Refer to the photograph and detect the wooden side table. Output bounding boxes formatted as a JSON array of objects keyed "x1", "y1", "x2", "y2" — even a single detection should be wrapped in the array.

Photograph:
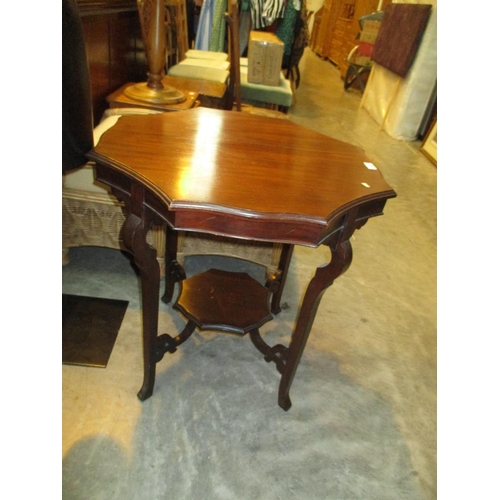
[{"x1": 88, "y1": 108, "x2": 397, "y2": 411}]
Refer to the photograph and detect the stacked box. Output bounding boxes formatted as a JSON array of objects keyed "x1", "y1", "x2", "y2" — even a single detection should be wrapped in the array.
[{"x1": 247, "y1": 31, "x2": 284, "y2": 87}]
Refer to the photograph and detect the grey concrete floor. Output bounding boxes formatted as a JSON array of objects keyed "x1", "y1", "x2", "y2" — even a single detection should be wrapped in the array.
[{"x1": 62, "y1": 48, "x2": 437, "y2": 499}]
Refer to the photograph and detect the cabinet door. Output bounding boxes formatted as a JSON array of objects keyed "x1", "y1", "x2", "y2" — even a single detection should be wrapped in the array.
[
  {"x1": 328, "y1": 18, "x2": 348, "y2": 66},
  {"x1": 320, "y1": 0, "x2": 342, "y2": 57},
  {"x1": 79, "y1": 2, "x2": 147, "y2": 125},
  {"x1": 328, "y1": 0, "x2": 356, "y2": 69}
]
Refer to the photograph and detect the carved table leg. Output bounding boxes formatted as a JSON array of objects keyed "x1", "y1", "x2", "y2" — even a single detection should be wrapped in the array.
[
  {"x1": 277, "y1": 238, "x2": 353, "y2": 410},
  {"x1": 270, "y1": 244, "x2": 294, "y2": 315},
  {"x1": 162, "y1": 224, "x2": 186, "y2": 304},
  {"x1": 120, "y1": 183, "x2": 162, "y2": 401}
]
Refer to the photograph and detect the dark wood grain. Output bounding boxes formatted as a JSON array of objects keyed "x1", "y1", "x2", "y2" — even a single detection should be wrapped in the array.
[
  {"x1": 77, "y1": 0, "x2": 147, "y2": 125},
  {"x1": 107, "y1": 81, "x2": 199, "y2": 112},
  {"x1": 77, "y1": 0, "x2": 138, "y2": 15},
  {"x1": 87, "y1": 109, "x2": 397, "y2": 410},
  {"x1": 89, "y1": 108, "x2": 395, "y2": 246},
  {"x1": 174, "y1": 269, "x2": 273, "y2": 334}
]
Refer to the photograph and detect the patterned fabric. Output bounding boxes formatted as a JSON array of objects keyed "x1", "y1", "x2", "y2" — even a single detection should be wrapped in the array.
[
  {"x1": 275, "y1": 1, "x2": 299, "y2": 56},
  {"x1": 208, "y1": 0, "x2": 227, "y2": 52},
  {"x1": 288, "y1": 0, "x2": 309, "y2": 68},
  {"x1": 250, "y1": 0, "x2": 286, "y2": 30}
]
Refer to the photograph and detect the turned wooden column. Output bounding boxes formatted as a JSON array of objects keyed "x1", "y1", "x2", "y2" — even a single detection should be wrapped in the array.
[{"x1": 124, "y1": 0, "x2": 185, "y2": 104}]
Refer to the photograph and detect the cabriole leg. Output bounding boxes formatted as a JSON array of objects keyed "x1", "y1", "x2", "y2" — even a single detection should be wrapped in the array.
[
  {"x1": 120, "y1": 183, "x2": 161, "y2": 401},
  {"x1": 278, "y1": 239, "x2": 353, "y2": 410}
]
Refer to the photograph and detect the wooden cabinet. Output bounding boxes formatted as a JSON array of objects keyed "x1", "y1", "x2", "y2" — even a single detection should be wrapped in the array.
[
  {"x1": 311, "y1": 0, "x2": 391, "y2": 78},
  {"x1": 310, "y1": 0, "x2": 341, "y2": 58},
  {"x1": 76, "y1": 0, "x2": 148, "y2": 125},
  {"x1": 309, "y1": 6, "x2": 324, "y2": 53}
]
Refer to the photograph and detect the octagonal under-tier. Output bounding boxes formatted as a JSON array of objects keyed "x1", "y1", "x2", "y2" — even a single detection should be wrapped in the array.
[{"x1": 173, "y1": 269, "x2": 273, "y2": 335}]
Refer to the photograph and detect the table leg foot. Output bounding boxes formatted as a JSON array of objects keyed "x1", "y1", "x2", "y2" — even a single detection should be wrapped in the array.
[
  {"x1": 278, "y1": 393, "x2": 292, "y2": 411},
  {"x1": 137, "y1": 321, "x2": 158, "y2": 403},
  {"x1": 137, "y1": 383, "x2": 154, "y2": 402}
]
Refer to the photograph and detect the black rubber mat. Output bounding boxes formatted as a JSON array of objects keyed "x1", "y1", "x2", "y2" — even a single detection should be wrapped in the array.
[{"x1": 62, "y1": 294, "x2": 128, "y2": 368}]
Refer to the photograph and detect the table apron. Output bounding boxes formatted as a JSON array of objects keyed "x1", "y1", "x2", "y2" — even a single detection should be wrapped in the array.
[{"x1": 95, "y1": 163, "x2": 388, "y2": 248}]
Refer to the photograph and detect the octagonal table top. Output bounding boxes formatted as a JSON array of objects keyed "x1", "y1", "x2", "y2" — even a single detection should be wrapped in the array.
[{"x1": 88, "y1": 108, "x2": 396, "y2": 246}]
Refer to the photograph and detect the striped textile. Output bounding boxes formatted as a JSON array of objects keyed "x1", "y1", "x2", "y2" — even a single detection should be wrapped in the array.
[{"x1": 250, "y1": 0, "x2": 286, "y2": 29}]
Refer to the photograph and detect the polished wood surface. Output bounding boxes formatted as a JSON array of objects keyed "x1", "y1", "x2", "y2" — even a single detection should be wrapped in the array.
[
  {"x1": 87, "y1": 109, "x2": 396, "y2": 410},
  {"x1": 174, "y1": 269, "x2": 273, "y2": 334},
  {"x1": 107, "y1": 81, "x2": 199, "y2": 111},
  {"x1": 90, "y1": 108, "x2": 395, "y2": 246},
  {"x1": 107, "y1": 76, "x2": 228, "y2": 111},
  {"x1": 77, "y1": 0, "x2": 138, "y2": 14},
  {"x1": 160, "y1": 76, "x2": 228, "y2": 108}
]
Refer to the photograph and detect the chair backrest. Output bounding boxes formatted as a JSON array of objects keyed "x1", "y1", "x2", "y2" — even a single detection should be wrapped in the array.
[
  {"x1": 224, "y1": 0, "x2": 242, "y2": 111},
  {"x1": 224, "y1": 1, "x2": 291, "y2": 116},
  {"x1": 62, "y1": 0, "x2": 94, "y2": 172}
]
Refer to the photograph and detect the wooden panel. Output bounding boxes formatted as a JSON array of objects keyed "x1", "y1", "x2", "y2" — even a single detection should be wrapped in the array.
[
  {"x1": 109, "y1": 12, "x2": 146, "y2": 90},
  {"x1": 314, "y1": 0, "x2": 336, "y2": 57},
  {"x1": 310, "y1": 7, "x2": 324, "y2": 54},
  {"x1": 327, "y1": 0, "x2": 392, "y2": 78},
  {"x1": 81, "y1": 16, "x2": 110, "y2": 124},
  {"x1": 166, "y1": 0, "x2": 189, "y2": 62},
  {"x1": 76, "y1": 0, "x2": 140, "y2": 15},
  {"x1": 321, "y1": 0, "x2": 342, "y2": 56},
  {"x1": 76, "y1": 0, "x2": 147, "y2": 125},
  {"x1": 328, "y1": 18, "x2": 348, "y2": 65}
]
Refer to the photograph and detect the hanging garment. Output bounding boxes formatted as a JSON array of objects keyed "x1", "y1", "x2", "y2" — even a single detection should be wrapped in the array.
[
  {"x1": 208, "y1": 0, "x2": 227, "y2": 52},
  {"x1": 239, "y1": 8, "x2": 252, "y2": 55},
  {"x1": 275, "y1": 0, "x2": 299, "y2": 56},
  {"x1": 195, "y1": 0, "x2": 215, "y2": 50},
  {"x1": 250, "y1": 0, "x2": 286, "y2": 30},
  {"x1": 292, "y1": 0, "x2": 309, "y2": 58}
]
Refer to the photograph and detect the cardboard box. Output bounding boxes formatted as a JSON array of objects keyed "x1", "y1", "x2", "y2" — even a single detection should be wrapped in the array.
[{"x1": 247, "y1": 31, "x2": 284, "y2": 87}]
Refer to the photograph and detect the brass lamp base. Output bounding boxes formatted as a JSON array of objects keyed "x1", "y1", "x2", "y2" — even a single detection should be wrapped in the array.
[{"x1": 124, "y1": 82, "x2": 186, "y2": 104}]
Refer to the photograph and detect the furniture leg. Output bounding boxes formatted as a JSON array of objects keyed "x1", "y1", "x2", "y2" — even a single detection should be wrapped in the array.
[
  {"x1": 162, "y1": 225, "x2": 186, "y2": 304},
  {"x1": 90, "y1": 108, "x2": 396, "y2": 410},
  {"x1": 120, "y1": 182, "x2": 162, "y2": 401},
  {"x1": 278, "y1": 238, "x2": 353, "y2": 410},
  {"x1": 270, "y1": 244, "x2": 294, "y2": 315}
]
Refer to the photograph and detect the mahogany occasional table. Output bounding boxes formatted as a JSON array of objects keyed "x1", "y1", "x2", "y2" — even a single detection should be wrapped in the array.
[{"x1": 87, "y1": 108, "x2": 396, "y2": 411}]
